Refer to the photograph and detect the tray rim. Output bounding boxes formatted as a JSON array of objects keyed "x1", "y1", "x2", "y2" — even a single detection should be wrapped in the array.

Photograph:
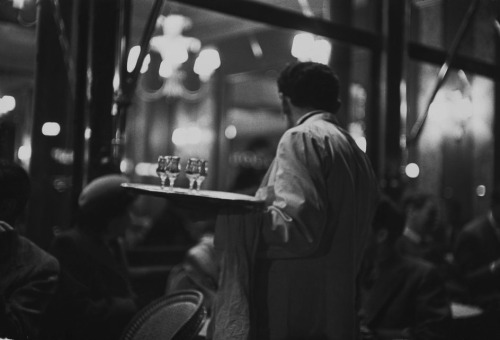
[{"x1": 121, "y1": 183, "x2": 265, "y2": 208}]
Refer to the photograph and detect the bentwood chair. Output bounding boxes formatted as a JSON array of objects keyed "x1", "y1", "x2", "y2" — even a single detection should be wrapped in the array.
[{"x1": 121, "y1": 290, "x2": 207, "y2": 340}]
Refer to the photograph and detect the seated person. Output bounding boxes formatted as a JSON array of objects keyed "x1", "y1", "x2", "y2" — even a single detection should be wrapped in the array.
[
  {"x1": 453, "y1": 190, "x2": 500, "y2": 339},
  {"x1": 165, "y1": 232, "x2": 218, "y2": 311},
  {"x1": 47, "y1": 174, "x2": 140, "y2": 340},
  {"x1": 0, "y1": 159, "x2": 59, "y2": 340},
  {"x1": 398, "y1": 192, "x2": 448, "y2": 265},
  {"x1": 360, "y1": 196, "x2": 452, "y2": 340}
]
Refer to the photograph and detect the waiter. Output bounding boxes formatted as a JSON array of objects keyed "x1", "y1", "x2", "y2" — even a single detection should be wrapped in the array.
[{"x1": 212, "y1": 61, "x2": 380, "y2": 340}]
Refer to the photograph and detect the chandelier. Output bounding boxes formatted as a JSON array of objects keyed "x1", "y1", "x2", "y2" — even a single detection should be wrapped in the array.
[{"x1": 130, "y1": 14, "x2": 221, "y2": 101}]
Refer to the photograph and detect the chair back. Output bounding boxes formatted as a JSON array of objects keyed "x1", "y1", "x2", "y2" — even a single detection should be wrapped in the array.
[{"x1": 121, "y1": 290, "x2": 206, "y2": 340}]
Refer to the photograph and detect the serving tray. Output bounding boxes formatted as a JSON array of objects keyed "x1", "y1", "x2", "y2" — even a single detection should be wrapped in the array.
[{"x1": 121, "y1": 183, "x2": 265, "y2": 211}]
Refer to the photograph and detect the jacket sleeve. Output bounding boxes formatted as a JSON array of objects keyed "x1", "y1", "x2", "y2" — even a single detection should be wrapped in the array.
[
  {"x1": 258, "y1": 129, "x2": 330, "y2": 258},
  {"x1": 0, "y1": 243, "x2": 59, "y2": 340},
  {"x1": 49, "y1": 235, "x2": 138, "y2": 328}
]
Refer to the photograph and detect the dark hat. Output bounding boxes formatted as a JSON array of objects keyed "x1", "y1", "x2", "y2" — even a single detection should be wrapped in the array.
[{"x1": 78, "y1": 174, "x2": 135, "y2": 219}]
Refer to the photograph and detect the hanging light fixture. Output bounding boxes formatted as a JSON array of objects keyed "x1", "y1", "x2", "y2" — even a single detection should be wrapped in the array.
[{"x1": 138, "y1": 14, "x2": 221, "y2": 100}]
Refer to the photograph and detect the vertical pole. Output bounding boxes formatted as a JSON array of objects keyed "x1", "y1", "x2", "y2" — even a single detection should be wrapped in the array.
[
  {"x1": 71, "y1": 0, "x2": 90, "y2": 224},
  {"x1": 29, "y1": 0, "x2": 122, "y2": 246},
  {"x1": 111, "y1": 0, "x2": 164, "y2": 170},
  {"x1": 367, "y1": 0, "x2": 384, "y2": 178},
  {"x1": 495, "y1": 11, "x2": 500, "y2": 192},
  {"x1": 29, "y1": 0, "x2": 75, "y2": 247},
  {"x1": 383, "y1": 0, "x2": 405, "y2": 199},
  {"x1": 329, "y1": 0, "x2": 351, "y2": 129},
  {"x1": 86, "y1": 0, "x2": 122, "y2": 180}
]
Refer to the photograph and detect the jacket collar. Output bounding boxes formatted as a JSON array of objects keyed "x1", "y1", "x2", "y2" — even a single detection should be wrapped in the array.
[{"x1": 296, "y1": 110, "x2": 338, "y2": 126}]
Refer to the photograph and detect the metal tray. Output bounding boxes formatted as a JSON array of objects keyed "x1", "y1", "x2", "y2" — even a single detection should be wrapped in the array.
[{"x1": 121, "y1": 183, "x2": 265, "y2": 211}]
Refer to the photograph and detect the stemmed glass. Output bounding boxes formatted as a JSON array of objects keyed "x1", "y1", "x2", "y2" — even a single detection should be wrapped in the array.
[
  {"x1": 156, "y1": 156, "x2": 168, "y2": 189},
  {"x1": 165, "y1": 156, "x2": 181, "y2": 191},
  {"x1": 195, "y1": 159, "x2": 208, "y2": 191},
  {"x1": 185, "y1": 158, "x2": 200, "y2": 191}
]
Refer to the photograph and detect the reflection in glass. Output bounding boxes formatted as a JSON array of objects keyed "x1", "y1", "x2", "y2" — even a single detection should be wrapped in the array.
[
  {"x1": 196, "y1": 160, "x2": 208, "y2": 191},
  {"x1": 185, "y1": 157, "x2": 200, "y2": 191},
  {"x1": 166, "y1": 156, "x2": 181, "y2": 190},
  {"x1": 156, "y1": 156, "x2": 168, "y2": 189}
]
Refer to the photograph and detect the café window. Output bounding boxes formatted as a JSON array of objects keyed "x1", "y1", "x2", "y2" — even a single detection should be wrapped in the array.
[{"x1": 124, "y1": 1, "x2": 379, "y2": 192}]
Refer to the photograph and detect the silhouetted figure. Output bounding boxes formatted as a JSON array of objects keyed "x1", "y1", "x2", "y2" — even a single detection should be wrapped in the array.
[
  {"x1": 360, "y1": 196, "x2": 452, "y2": 340},
  {"x1": 453, "y1": 190, "x2": 500, "y2": 339},
  {"x1": 0, "y1": 159, "x2": 59, "y2": 339},
  {"x1": 47, "y1": 175, "x2": 140, "y2": 340},
  {"x1": 398, "y1": 192, "x2": 448, "y2": 264},
  {"x1": 398, "y1": 192, "x2": 463, "y2": 300}
]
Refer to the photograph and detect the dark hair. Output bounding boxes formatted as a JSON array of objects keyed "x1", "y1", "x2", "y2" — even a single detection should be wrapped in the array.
[
  {"x1": 277, "y1": 61, "x2": 340, "y2": 113},
  {"x1": 372, "y1": 196, "x2": 405, "y2": 244},
  {"x1": 0, "y1": 159, "x2": 31, "y2": 224}
]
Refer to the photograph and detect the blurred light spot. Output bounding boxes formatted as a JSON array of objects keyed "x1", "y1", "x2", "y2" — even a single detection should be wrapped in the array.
[
  {"x1": 17, "y1": 145, "x2": 31, "y2": 161},
  {"x1": 127, "y1": 46, "x2": 151, "y2": 74},
  {"x1": 292, "y1": 33, "x2": 314, "y2": 61},
  {"x1": 476, "y1": 185, "x2": 486, "y2": 197},
  {"x1": 225, "y1": 125, "x2": 237, "y2": 139},
  {"x1": 12, "y1": 0, "x2": 25, "y2": 9},
  {"x1": 120, "y1": 159, "x2": 134, "y2": 174},
  {"x1": 291, "y1": 33, "x2": 331, "y2": 65},
  {"x1": 113, "y1": 72, "x2": 120, "y2": 92},
  {"x1": 172, "y1": 127, "x2": 212, "y2": 146},
  {"x1": 135, "y1": 162, "x2": 157, "y2": 177},
  {"x1": 127, "y1": 46, "x2": 141, "y2": 73},
  {"x1": 311, "y1": 38, "x2": 331, "y2": 64},
  {"x1": 141, "y1": 55, "x2": 151, "y2": 73},
  {"x1": 42, "y1": 122, "x2": 61, "y2": 136},
  {"x1": 51, "y1": 148, "x2": 73, "y2": 165},
  {"x1": 405, "y1": 163, "x2": 420, "y2": 178},
  {"x1": 249, "y1": 35, "x2": 263, "y2": 58},
  {"x1": 194, "y1": 48, "x2": 221, "y2": 81},
  {"x1": 84, "y1": 127, "x2": 92, "y2": 140},
  {"x1": 0, "y1": 95, "x2": 16, "y2": 115}
]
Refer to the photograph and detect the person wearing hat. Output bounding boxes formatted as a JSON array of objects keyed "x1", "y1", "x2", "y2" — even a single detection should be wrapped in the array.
[{"x1": 47, "y1": 174, "x2": 139, "y2": 340}]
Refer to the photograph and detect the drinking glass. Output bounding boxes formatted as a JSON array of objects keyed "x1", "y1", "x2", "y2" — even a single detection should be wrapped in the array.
[
  {"x1": 165, "y1": 156, "x2": 181, "y2": 190},
  {"x1": 185, "y1": 157, "x2": 200, "y2": 191},
  {"x1": 156, "y1": 156, "x2": 168, "y2": 189},
  {"x1": 195, "y1": 159, "x2": 208, "y2": 191}
]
